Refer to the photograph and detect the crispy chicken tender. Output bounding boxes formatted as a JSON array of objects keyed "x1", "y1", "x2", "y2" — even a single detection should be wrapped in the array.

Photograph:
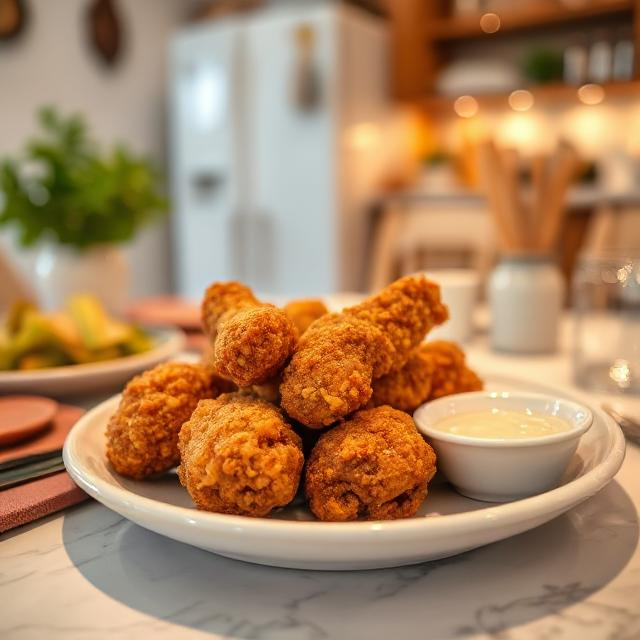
[
  {"x1": 370, "y1": 341, "x2": 483, "y2": 412},
  {"x1": 106, "y1": 363, "x2": 217, "y2": 479},
  {"x1": 178, "y1": 394, "x2": 304, "y2": 517},
  {"x1": 422, "y1": 340, "x2": 483, "y2": 400},
  {"x1": 283, "y1": 299, "x2": 328, "y2": 336},
  {"x1": 345, "y1": 275, "x2": 448, "y2": 370},
  {"x1": 201, "y1": 282, "x2": 297, "y2": 388},
  {"x1": 280, "y1": 276, "x2": 447, "y2": 428},
  {"x1": 305, "y1": 406, "x2": 437, "y2": 521},
  {"x1": 369, "y1": 345, "x2": 436, "y2": 413},
  {"x1": 280, "y1": 314, "x2": 396, "y2": 428}
]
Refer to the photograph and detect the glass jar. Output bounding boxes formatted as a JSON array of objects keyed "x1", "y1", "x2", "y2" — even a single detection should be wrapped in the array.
[
  {"x1": 489, "y1": 255, "x2": 564, "y2": 354},
  {"x1": 573, "y1": 252, "x2": 640, "y2": 395}
]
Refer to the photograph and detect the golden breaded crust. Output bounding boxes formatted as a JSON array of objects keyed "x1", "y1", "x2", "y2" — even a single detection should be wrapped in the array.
[
  {"x1": 178, "y1": 394, "x2": 304, "y2": 517},
  {"x1": 370, "y1": 345, "x2": 435, "y2": 412},
  {"x1": 106, "y1": 362, "x2": 215, "y2": 479},
  {"x1": 201, "y1": 281, "x2": 257, "y2": 339},
  {"x1": 305, "y1": 406, "x2": 436, "y2": 521},
  {"x1": 422, "y1": 340, "x2": 483, "y2": 400},
  {"x1": 283, "y1": 299, "x2": 328, "y2": 336},
  {"x1": 280, "y1": 314, "x2": 395, "y2": 428},
  {"x1": 346, "y1": 275, "x2": 448, "y2": 370},
  {"x1": 201, "y1": 281, "x2": 298, "y2": 387},
  {"x1": 214, "y1": 306, "x2": 297, "y2": 387}
]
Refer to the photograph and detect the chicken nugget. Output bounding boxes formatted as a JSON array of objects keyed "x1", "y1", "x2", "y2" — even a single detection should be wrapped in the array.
[
  {"x1": 369, "y1": 345, "x2": 436, "y2": 413},
  {"x1": 346, "y1": 275, "x2": 448, "y2": 370},
  {"x1": 422, "y1": 341, "x2": 483, "y2": 400},
  {"x1": 305, "y1": 406, "x2": 437, "y2": 521},
  {"x1": 178, "y1": 393, "x2": 304, "y2": 517},
  {"x1": 280, "y1": 314, "x2": 395, "y2": 428},
  {"x1": 106, "y1": 362, "x2": 216, "y2": 479},
  {"x1": 283, "y1": 299, "x2": 328, "y2": 336},
  {"x1": 201, "y1": 281, "x2": 297, "y2": 387},
  {"x1": 280, "y1": 276, "x2": 447, "y2": 428}
]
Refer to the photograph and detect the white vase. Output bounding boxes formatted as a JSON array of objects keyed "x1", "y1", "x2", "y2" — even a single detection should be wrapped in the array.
[
  {"x1": 489, "y1": 255, "x2": 564, "y2": 354},
  {"x1": 34, "y1": 244, "x2": 130, "y2": 314}
]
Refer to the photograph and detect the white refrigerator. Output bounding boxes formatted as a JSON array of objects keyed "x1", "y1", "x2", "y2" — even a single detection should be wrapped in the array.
[{"x1": 170, "y1": 2, "x2": 389, "y2": 299}]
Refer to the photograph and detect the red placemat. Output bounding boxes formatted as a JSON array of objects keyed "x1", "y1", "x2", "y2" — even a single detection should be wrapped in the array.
[{"x1": 0, "y1": 404, "x2": 88, "y2": 533}]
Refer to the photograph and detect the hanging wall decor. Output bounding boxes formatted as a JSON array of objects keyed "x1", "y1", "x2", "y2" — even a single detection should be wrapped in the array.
[
  {"x1": 87, "y1": 0, "x2": 123, "y2": 67},
  {"x1": 0, "y1": 0, "x2": 27, "y2": 42}
]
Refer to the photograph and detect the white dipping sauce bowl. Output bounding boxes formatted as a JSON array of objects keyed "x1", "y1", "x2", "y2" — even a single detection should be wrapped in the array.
[{"x1": 414, "y1": 391, "x2": 593, "y2": 502}]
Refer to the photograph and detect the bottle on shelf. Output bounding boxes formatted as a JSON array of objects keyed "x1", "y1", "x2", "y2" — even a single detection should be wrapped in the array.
[
  {"x1": 588, "y1": 31, "x2": 613, "y2": 84},
  {"x1": 612, "y1": 27, "x2": 635, "y2": 81},
  {"x1": 564, "y1": 38, "x2": 588, "y2": 86}
]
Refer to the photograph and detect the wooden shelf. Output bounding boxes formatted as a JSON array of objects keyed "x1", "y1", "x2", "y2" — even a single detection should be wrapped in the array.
[
  {"x1": 428, "y1": 1, "x2": 634, "y2": 41},
  {"x1": 422, "y1": 81, "x2": 640, "y2": 114}
]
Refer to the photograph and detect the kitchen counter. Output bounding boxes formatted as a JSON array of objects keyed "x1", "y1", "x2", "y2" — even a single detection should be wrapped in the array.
[{"x1": 1, "y1": 337, "x2": 639, "y2": 640}]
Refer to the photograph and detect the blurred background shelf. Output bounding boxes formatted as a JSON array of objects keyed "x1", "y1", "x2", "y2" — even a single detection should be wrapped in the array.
[
  {"x1": 429, "y1": 1, "x2": 635, "y2": 42},
  {"x1": 422, "y1": 80, "x2": 640, "y2": 113}
]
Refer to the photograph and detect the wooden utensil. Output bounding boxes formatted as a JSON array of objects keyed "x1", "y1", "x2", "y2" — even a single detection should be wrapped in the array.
[
  {"x1": 538, "y1": 142, "x2": 579, "y2": 252},
  {"x1": 477, "y1": 141, "x2": 521, "y2": 251}
]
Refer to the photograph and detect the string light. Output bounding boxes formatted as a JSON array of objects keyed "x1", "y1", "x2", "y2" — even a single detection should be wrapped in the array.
[
  {"x1": 479, "y1": 13, "x2": 501, "y2": 34},
  {"x1": 508, "y1": 90, "x2": 534, "y2": 112},
  {"x1": 454, "y1": 95, "x2": 479, "y2": 118},
  {"x1": 577, "y1": 83, "x2": 605, "y2": 105}
]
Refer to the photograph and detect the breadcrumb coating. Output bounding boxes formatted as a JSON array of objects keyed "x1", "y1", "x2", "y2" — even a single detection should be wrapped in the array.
[
  {"x1": 106, "y1": 363, "x2": 216, "y2": 479},
  {"x1": 370, "y1": 345, "x2": 436, "y2": 413},
  {"x1": 305, "y1": 406, "x2": 437, "y2": 521},
  {"x1": 283, "y1": 299, "x2": 328, "y2": 336},
  {"x1": 280, "y1": 314, "x2": 395, "y2": 428},
  {"x1": 201, "y1": 281, "x2": 297, "y2": 387},
  {"x1": 280, "y1": 276, "x2": 447, "y2": 428},
  {"x1": 422, "y1": 340, "x2": 483, "y2": 400},
  {"x1": 346, "y1": 275, "x2": 448, "y2": 370},
  {"x1": 178, "y1": 394, "x2": 304, "y2": 517}
]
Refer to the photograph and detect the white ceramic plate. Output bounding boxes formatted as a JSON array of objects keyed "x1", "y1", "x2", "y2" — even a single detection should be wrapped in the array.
[
  {"x1": 0, "y1": 328, "x2": 185, "y2": 397},
  {"x1": 63, "y1": 373, "x2": 625, "y2": 571}
]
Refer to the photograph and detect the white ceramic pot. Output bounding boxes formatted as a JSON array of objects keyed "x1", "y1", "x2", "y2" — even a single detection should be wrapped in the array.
[
  {"x1": 34, "y1": 244, "x2": 130, "y2": 314},
  {"x1": 489, "y1": 255, "x2": 564, "y2": 354}
]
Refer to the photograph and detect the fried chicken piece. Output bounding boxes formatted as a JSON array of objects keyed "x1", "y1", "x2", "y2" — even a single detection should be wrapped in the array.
[
  {"x1": 345, "y1": 275, "x2": 448, "y2": 370},
  {"x1": 305, "y1": 406, "x2": 437, "y2": 521},
  {"x1": 283, "y1": 299, "x2": 328, "y2": 336},
  {"x1": 422, "y1": 340, "x2": 483, "y2": 400},
  {"x1": 178, "y1": 393, "x2": 304, "y2": 517},
  {"x1": 106, "y1": 362, "x2": 217, "y2": 479},
  {"x1": 280, "y1": 314, "x2": 396, "y2": 428},
  {"x1": 369, "y1": 345, "x2": 436, "y2": 413},
  {"x1": 201, "y1": 343, "x2": 238, "y2": 394},
  {"x1": 280, "y1": 276, "x2": 447, "y2": 428},
  {"x1": 201, "y1": 281, "x2": 297, "y2": 387}
]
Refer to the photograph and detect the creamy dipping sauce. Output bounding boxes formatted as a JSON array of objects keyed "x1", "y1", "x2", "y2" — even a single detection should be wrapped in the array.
[{"x1": 433, "y1": 409, "x2": 572, "y2": 440}]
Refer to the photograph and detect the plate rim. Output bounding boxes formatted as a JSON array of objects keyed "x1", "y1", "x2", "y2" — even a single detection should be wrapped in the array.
[
  {"x1": 0, "y1": 327, "x2": 186, "y2": 383},
  {"x1": 63, "y1": 371, "x2": 626, "y2": 540}
]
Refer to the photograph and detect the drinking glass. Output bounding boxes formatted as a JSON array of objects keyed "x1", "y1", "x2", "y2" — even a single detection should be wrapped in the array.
[{"x1": 573, "y1": 251, "x2": 640, "y2": 396}]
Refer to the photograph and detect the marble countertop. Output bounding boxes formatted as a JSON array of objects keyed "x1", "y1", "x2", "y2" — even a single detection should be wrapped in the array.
[{"x1": 2, "y1": 337, "x2": 639, "y2": 640}]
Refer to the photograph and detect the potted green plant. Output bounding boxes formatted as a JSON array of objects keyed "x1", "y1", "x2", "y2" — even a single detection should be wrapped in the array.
[{"x1": 0, "y1": 107, "x2": 167, "y2": 312}]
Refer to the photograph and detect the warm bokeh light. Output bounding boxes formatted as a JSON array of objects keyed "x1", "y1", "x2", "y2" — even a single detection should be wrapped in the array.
[
  {"x1": 479, "y1": 13, "x2": 501, "y2": 34},
  {"x1": 577, "y1": 83, "x2": 605, "y2": 106},
  {"x1": 496, "y1": 112, "x2": 551, "y2": 154},
  {"x1": 561, "y1": 105, "x2": 614, "y2": 157},
  {"x1": 453, "y1": 95, "x2": 479, "y2": 118},
  {"x1": 508, "y1": 90, "x2": 535, "y2": 112},
  {"x1": 346, "y1": 122, "x2": 381, "y2": 150}
]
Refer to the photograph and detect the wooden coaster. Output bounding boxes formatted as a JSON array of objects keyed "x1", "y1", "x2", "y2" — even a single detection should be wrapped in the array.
[{"x1": 0, "y1": 396, "x2": 58, "y2": 447}]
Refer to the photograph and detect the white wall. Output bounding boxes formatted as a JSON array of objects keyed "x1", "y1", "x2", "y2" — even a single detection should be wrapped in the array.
[{"x1": 0, "y1": 0, "x2": 188, "y2": 298}]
